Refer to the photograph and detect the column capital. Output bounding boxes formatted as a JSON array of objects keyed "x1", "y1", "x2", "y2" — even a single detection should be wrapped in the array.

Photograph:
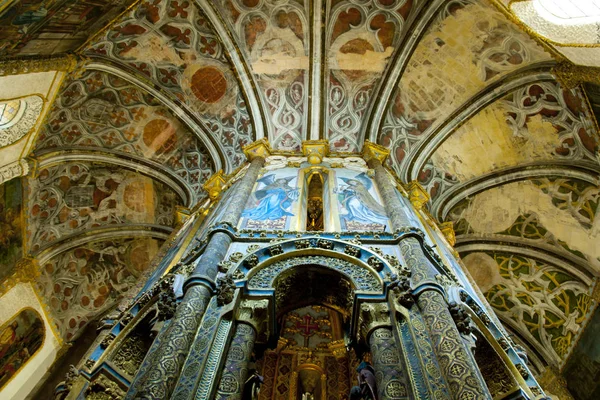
[
  {"x1": 0, "y1": 54, "x2": 79, "y2": 76},
  {"x1": 405, "y1": 181, "x2": 430, "y2": 211},
  {"x1": 243, "y1": 138, "x2": 272, "y2": 161},
  {"x1": 362, "y1": 141, "x2": 389, "y2": 164},
  {"x1": 358, "y1": 302, "x2": 392, "y2": 343},
  {"x1": 236, "y1": 299, "x2": 270, "y2": 342},
  {"x1": 203, "y1": 170, "x2": 227, "y2": 200},
  {"x1": 302, "y1": 140, "x2": 329, "y2": 165},
  {"x1": 439, "y1": 221, "x2": 456, "y2": 247}
]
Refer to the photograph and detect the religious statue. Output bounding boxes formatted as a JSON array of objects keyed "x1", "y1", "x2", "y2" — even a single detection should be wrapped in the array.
[{"x1": 350, "y1": 361, "x2": 378, "y2": 400}]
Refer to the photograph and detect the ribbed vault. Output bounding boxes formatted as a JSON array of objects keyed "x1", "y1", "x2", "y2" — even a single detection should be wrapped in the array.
[{"x1": 0, "y1": 0, "x2": 598, "y2": 378}]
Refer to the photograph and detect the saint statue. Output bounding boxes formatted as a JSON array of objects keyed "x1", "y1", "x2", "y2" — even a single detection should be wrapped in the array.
[{"x1": 350, "y1": 361, "x2": 377, "y2": 400}]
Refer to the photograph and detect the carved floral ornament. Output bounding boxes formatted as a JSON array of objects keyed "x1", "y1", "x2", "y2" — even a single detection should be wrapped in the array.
[
  {"x1": 0, "y1": 95, "x2": 44, "y2": 148},
  {"x1": 225, "y1": 237, "x2": 396, "y2": 293}
]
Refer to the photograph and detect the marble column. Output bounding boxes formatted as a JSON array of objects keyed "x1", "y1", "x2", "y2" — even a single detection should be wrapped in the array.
[
  {"x1": 126, "y1": 156, "x2": 265, "y2": 399},
  {"x1": 214, "y1": 323, "x2": 257, "y2": 400},
  {"x1": 369, "y1": 157, "x2": 492, "y2": 400},
  {"x1": 369, "y1": 327, "x2": 410, "y2": 400}
]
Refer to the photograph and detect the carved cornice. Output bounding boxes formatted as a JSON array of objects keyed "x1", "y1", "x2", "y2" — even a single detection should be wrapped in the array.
[
  {"x1": 0, "y1": 54, "x2": 79, "y2": 76},
  {"x1": 553, "y1": 61, "x2": 600, "y2": 89},
  {"x1": 0, "y1": 258, "x2": 39, "y2": 297},
  {"x1": 0, "y1": 159, "x2": 29, "y2": 186}
]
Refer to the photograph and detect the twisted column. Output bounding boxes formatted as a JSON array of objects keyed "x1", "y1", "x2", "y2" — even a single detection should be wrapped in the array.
[
  {"x1": 214, "y1": 323, "x2": 257, "y2": 400},
  {"x1": 126, "y1": 156, "x2": 265, "y2": 399},
  {"x1": 369, "y1": 158, "x2": 491, "y2": 400}
]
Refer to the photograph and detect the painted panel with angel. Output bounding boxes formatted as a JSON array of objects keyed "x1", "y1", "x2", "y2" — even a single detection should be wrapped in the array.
[{"x1": 240, "y1": 169, "x2": 300, "y2": 230}]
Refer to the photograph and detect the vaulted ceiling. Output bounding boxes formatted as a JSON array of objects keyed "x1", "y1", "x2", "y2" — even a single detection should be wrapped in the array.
[{"x1": 1, "y1": 0, "x2": 599, "y2": 375}]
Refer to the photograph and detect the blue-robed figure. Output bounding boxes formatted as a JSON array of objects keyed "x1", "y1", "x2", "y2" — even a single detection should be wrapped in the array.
[
  {"x1": 338, "y1": 172, "x2": 388, "y2": 226},
  {"x1": 242, "y1": 174, "x2": 299, "y2": 220}
]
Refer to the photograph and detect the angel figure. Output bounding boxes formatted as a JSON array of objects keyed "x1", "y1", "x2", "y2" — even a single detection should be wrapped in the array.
[
  {"x1": 338, "y1": 173, "x2": 388, "y2": 226},
  {"x1": 242, "y1": 174, "x2": 299, "y2": 220}
]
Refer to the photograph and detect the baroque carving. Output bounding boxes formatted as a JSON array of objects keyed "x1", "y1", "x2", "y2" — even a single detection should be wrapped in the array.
[
  {"x1": 245, "y1": 254, "x2": 260, "y2": 269},
  {"x1": 268, "y1": 244, "x2": 284, "y2": 256},
  {"x1": 295, "y1": 239, "x2": 311, "y2": 249},
  {"x1": 217, "y1": 274, "x2": 236, "y2": 306},
  {"x1": 237, "y1": 299, "x2": 269, "y2": 341},
  {"x1": 367, "y1": 256, "x2": 384, "y2": 272},
  {"x1": 112, "y1": 333, "x2": 148, "y2": 377},
  {"x1": 344, "y1": 245, "x2": 361, "y2": 258},
  {"x1": 100, "y1": 333, "x2": 116, "y2": 350},
  {"x1": 448, "y1": 302, "x2": 472, "y2": 336},
  {"x1": 359, "y1": 303, "x2": 392, "y2": 342},
  {"x1": 157, "y1": 278, "x2": 177, "y2": 322},
  {"x1": 248, "y1": 255, "x2": 380, "y2": 292},
  {"x1": 85, "y1": 375, "x2": 125, "y2": 399},
  {"x1": 317, "y1": 239, "x2": 333, "y2": 250}
]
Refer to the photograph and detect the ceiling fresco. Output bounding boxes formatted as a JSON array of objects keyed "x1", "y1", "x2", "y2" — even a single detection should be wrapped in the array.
[{"x1": 0, "y1": 0, "x2": 600, "y2": 383}]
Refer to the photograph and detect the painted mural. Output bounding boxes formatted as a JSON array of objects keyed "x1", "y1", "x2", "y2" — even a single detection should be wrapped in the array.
[
  {"x1": 379, "y1": 0, "x2": 551, "y2": 174},
  {"x1": 462, "y1": 251, "x2": 593, "y2": 367},
  {"x1": 83, "y1": 0, "x2": 254, "y2": 169},
  {"x1": 35, "y1": 70, "x2": 215, "y2": 197},
  {"x1": 28, "y1": 162, "x2": 181, "y2": 253},
  {"x1": 240, "y1": 168, "x2": 299, "y2": 230},
  {"x1": 38, "y1": 237, "x2": 161, "y2": 340},
  {"x1": 0, "y1": 178, "x2": 23, "y2": 282},
  {"x1": 336, "y1": 170, "x2": 389, "y2": 231},
  {"x1": 0, "y1": 0, "x2": 134, "y2": 56},
  {"x1": 449, "y1": 177, "x2": 600, "y2": 270},
  {"x1": 0, "y1": 308, "x2": 44, "y2": 389},
  {"x1": 563, "y1": 305, "x2": 600, "y2": 400},
  {"x1": 326, "y1": 0, "x2": 415, "y2": 152}
]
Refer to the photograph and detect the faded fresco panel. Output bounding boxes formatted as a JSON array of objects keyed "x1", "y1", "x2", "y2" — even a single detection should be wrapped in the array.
[
  {"x1": 0, "y1": 178, "x2": 22, "y2": 281},
  {"x1": 0, "y1": 0, "x2": 134, "y2": 56},
  {"x1": 335, "y1": 169, "x2": 389, "y2": 232},
  {"x1": 564, "y1": 306, "x2": 600, "y2": 400},
  {"x1": 239, "y1": 168, "x2": 300, "y2": 230},
  {"x1": 38, "y1": 237, "x2": 161, "y2": 340},
  {"x1": 0, "y1": 308, "x2": 44, "y2": 389}
]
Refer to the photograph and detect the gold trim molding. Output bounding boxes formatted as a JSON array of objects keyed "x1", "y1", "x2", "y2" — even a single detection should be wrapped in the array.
[
  {"x1": 362, "y1": 140, "x2": 390, "y2": 164},
  {"x1": 243, "y1": 138, "x2": 272, "y2": 161},
  {"x1": 202, "y1": 170, "x2": 227, "y2": 200},
  {"x1": 405, "y1": 181, "x2": 430, "y2": 210}
]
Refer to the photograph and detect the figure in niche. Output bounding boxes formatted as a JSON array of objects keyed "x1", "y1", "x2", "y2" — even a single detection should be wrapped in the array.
[
  {"x1": 242, "y1": 174, "x2": 299, "y2": 220},
  {"x1": 338, "y1": 173, "x2": 387, "y2": 226},
  {"x1": 350, "y1": 361, "x2": 378, "y2": 400}
]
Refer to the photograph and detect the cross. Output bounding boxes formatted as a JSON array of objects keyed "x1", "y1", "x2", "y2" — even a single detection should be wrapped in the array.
[{"x1": 296, "y1": 315, "x2": 319, "y2": 347}]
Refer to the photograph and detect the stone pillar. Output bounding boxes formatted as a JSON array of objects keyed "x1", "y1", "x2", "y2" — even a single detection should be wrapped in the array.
[
  {"x1": 359, "y1": 303, "x2": 410, "y2": 400},
  {"x1": 214, "y1": 323, "x2": 257, "y2": 400},
  {"x1": 367, "y1": 152, "x2": 492, "y2": 400},
  {"x1": 369, "y1": 327, "x2": 409, "y2": 400},
  {"x1": 126, "y1": 155, "x2": 265, "y2": 399}
]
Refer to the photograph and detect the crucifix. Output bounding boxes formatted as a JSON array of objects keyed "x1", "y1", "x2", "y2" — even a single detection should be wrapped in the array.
[{"x1": 296, "y1": 314, "x2": 319, "y2": 347}]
